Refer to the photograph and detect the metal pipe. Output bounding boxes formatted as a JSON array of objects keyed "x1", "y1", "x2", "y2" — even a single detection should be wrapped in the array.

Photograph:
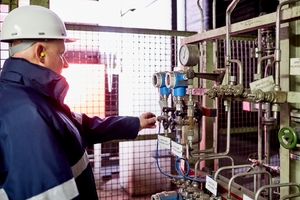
[
  {"x1": 212, "y1": 0, "x2": 218, "y2": 168},
  {"x1": 219, "y1": 0, "x2": 239, "y2": 158},
  {"x1": 226, "y1": 0, "x2": 240, "y2": 70},
  {"x1": 228, "y1": 171, "x2": 273, "y2": 200},
  {"x1": 255, "y1": 183, "x2": 300, "y2": 200},
  {"x1": 275, "y1": 0, "x2": 299, "y2": 90},
  {"x1": 264, "y1": 129, "x2": 271, "y2": 187},
  {"x1": 212, "y1": 0, "x2": 216, "y2": 29},
  {"x1": 194, "y1": 155, "x2": 234, "y2": 181},
  {"x1": 264, "y1": 62, "x2": 274, "y2": 78},
  {"x1": 257, "y1": 102, "x2": 263, "y2": 190},
  {"x1": 202, "y1": 0, "x2": 213, "y2": 30},
  {"x1": 197, "y1": 0, "x2": 205, "y2": 32},
  {"x1": 226, "y1": 101, "x2": 231, "y2": 153},
  {"x1": 214, "y1": 164, "x2": 252, "y2": 181},
  {"x1": 256, "y1": 55, "x2": 274, "y2": 80},
  {"x1": 256, "y1": 24, "x2": 263, "y2": 191},
  {"x1": 202, "y1": 101, "x2": 231, "y2": 157},
  {"x1": 195, "y1": 0, "x2": 239, "y2": 160},
  {"x1": 229, "y1": 59, "x2": 243, "y2": 85},
  {"x1": 280, "y1": 192, "x2": 300, "y2": 200}
]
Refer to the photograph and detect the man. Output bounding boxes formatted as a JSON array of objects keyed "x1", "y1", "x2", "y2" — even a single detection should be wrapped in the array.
[{"x1": 0, "y1": 5, "x2": 156, "y2": 200}]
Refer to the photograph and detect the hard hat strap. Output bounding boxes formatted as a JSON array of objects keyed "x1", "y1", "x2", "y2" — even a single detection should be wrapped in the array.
[{"x1": 9, "y1": 40, "x2": 37, "y2": 56}]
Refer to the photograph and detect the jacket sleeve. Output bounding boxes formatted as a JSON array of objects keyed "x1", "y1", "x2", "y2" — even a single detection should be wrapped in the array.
[
  {"x1": 74, "y1": 113, "x2": 140, "y2": 145},
  {"x1": 0, "y1": 105, "x2": 79, "y2": 200}
]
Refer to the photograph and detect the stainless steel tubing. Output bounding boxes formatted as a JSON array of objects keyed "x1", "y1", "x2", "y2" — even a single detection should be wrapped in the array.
[
  {"x1": 256, "y1": 55, "x2": 274, "y2": 80},
  {"x1": 214, "y1": 164, "x2": 252, "y2": 181},
  {"x1": 197, "y1": 0, "x2": 240, "y2": 161},
  {"x1": 280, "y1": 192, "x2": 300, "y2": 200},
  {"x1": 213, "y1": 0, "x2": 216, "y2": 29},
  {"x1": 197, "y1": 0, "x2": 205, "y2": 32},
  {"x1": 226, "y1": 0, "x2": 240, "y2": 68},
  {"x1": 228, "y1": 171, "x2": 273, "y2": 200},
  {"x1": 257, "y1": 25, "x2": 263, "y2": 191},
  {"x1": 255, "y1": 183, "x2": 300, "y2": 200},
  {"x1": 193, "y1": 155, "x2": 235, "y2": 181},
  {"x1": 204, "y1": 101, "x2": 231, "y2": 157},
  {"x1": 257, "y1": 102, "x2": 263, "y2": 190},
  {"x1": 229, "y1": 59, "x2": 243, "y2": 85}
]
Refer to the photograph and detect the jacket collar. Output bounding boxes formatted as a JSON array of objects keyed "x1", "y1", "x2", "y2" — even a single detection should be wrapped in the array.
[{"x1": 0, "y1": 57, "x2": 69, "y2": 104}]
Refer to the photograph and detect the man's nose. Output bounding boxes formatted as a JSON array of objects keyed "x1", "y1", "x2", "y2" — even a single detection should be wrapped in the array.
[{"x1": 63, "y1": 56, "x2": 69, "y2": 68}]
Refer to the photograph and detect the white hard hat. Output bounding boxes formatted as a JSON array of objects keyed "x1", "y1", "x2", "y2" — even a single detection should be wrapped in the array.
[{"x1": 1, "y1": 5, "x2": 74, "y2": 42}]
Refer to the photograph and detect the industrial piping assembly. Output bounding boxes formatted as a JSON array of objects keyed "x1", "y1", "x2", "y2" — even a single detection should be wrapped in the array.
[{"x1": 151, "y1": 0, "x2": 300, "y2": 200}]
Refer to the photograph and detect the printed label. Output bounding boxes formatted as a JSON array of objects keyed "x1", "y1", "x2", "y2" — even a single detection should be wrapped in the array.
[
  {"x1": 290, "y1": 58, "x2": 300, "y2": 75},
  {"x1": 249, "y1": 76, "x2": 274, "y2": 92},
  {"x1": 243, "y1": 194, "x2": 253, "y2": 200},
  {"x1": 205, "y1": 176, "x2": 217, "y2": 196},
  {"x1": 171, "y1": 141, "x2": 183, "y2": 157},
  {"x1": 158, "y1": 135, "x2": 171, "y2": 149}
]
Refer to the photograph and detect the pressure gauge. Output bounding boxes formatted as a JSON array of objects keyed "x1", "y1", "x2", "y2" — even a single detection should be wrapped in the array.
[{"x1": 179, "y1": 44, "x2": 199, "y2": 66}]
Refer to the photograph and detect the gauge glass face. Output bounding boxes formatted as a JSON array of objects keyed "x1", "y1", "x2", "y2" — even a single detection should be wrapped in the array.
[
  {"x1": 179, "y1": 45, "x2": 189, "y2": 66},
  {"x1": 179, "y1": 44, "x2": 199, "y2": 66}
]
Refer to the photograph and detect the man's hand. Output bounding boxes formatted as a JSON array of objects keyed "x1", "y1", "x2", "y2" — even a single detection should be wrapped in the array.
[{"x1": 138, "y1": 112, "x2": 157, "y2": 131}]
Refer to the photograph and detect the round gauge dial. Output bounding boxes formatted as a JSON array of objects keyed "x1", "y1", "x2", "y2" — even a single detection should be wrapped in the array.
[{"x1": 179, "y1": 44, "x2": 199, "y2": 66}]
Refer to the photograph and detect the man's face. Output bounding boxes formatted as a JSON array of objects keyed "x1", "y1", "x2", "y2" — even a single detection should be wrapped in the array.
[{"x1": 43, "y1": 40, "x2": 69, "y2": 74}]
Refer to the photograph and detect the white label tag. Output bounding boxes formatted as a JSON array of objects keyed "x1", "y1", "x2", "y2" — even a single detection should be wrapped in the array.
[
  {"x1": 249, "y1": 76, "x2": 274, "y2": 92},
  {"x1": 290, "y1": 58, "x2": 300, "y2": 75},
  {"x1": 171, "y1": 141, "x2": 183, "y2": 157},
  {"x1": 243, "y1": 194, "x2": 253, "y2": 200},
  {"x1": 158, "y1": 135, "x2": 171, "y2": 149},
  {"x1": 205, "y1": 176, "x2": 217, "y2": 196}
]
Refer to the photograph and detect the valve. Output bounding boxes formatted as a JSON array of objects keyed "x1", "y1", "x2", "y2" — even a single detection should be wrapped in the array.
[
  {"x1": 278, "y1": 110, "x2": 300, "y2": 149},
  {"x1": 278, "y1": 126, "x2": 298, "y2": 150}
]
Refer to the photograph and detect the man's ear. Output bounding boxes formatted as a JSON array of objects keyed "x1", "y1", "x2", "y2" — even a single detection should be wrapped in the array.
[{"x1": 36, "y1": 44, "x2": 45, "y2": 64}]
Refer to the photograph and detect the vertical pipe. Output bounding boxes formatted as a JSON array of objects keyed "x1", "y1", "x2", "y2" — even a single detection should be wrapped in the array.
[
  {"x1": 256, "y1": 27, "x2": 263, "y2": 191},
  {"x1": 224, "y1": 0, "x2": 239, "y2": 158},
  {"x1": 226, "y1": 0, "x2": 240, "y2": 72},
  {"x1": 275, "y1": 0, "x2": 299, "y2": 90},
  {"x1": 225, "y1": 0, "x2": 240, "y2": 114},
  {"x1": 197, "y1": 0, "x2": 205, "y2": 33},
  {"x1": 202, "y1": 0, "x2": 213, "y2": 30},
  {"x1": 212, "y1": 0, "x2": 219, "y2": 168},
  {"x1": 212, "y1": 0, "x2": 216, "y2": 29},
  {"x1": 197, "y1": 1, "x2": 204, "y2": 90},
  {"x1": 209, "y1": 0, "x2": 240, "y2": 157}
]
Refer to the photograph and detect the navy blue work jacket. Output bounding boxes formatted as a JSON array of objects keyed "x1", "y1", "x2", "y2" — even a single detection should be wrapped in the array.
[{"x1": 0, "y1": 57, "x2": 140, "y2": 200}]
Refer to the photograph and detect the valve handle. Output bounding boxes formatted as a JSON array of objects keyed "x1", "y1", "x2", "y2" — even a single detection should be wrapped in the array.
[{"x1": 278, "y1": 126, "x2": 298, "y2": 149}]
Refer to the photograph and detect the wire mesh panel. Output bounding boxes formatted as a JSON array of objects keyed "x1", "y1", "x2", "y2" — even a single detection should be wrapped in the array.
[
  {"x1": 118, "y1": 33, "x2": 172, "y2": 197},
  {"x1": 0, "y1": 4, "x2": 9, "y2": 68},
  {"x1": 216, "y1": 38, "x2": 280, "y2": 190},
  {"x1": 63, "y1": 25, "x2": 191, "y2": 199}
]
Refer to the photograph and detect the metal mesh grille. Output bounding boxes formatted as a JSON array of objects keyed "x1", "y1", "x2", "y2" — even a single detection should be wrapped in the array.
[
  {"x1": 0, "y1": 4, "x2": 9, "y2": 67},
  {"x1": 63, "y1": 26, "x2": 187, "y2": 199},
  {"x1": 217, "y1": 38, "x2": 280, "y2": 190}
]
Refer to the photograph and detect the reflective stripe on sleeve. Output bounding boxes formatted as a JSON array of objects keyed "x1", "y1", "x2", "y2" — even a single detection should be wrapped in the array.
[
  {"x1": 0, "y1": 189, "x2": 9, "y2": 200},
  {"x1": 28, "y1": 178, "x2": 78, "y2": 200},
  {"x1": 71, "y1": 151, "x2": 90, "y2": 178}
]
